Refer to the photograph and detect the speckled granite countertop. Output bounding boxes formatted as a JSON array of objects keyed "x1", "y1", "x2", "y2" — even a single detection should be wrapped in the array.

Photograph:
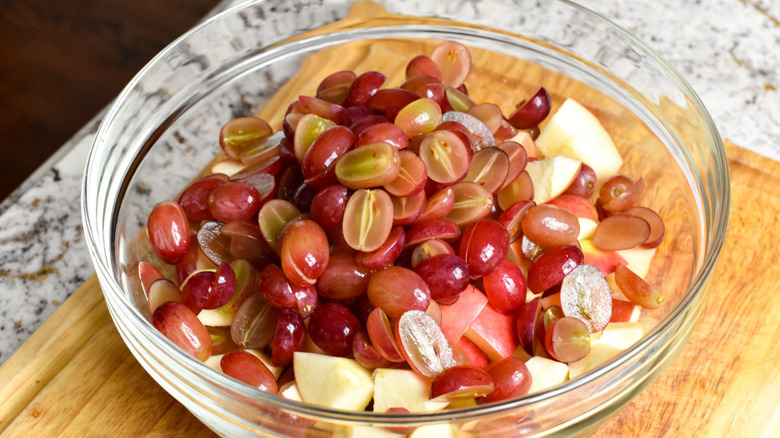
[{"x1": 1, "y1": 0, "x2": 778, "y2": 364}]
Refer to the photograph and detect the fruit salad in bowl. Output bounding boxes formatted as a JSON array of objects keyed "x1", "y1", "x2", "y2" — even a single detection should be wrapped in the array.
[{"x1": 82, "y1": 1, "x2": 728, "y2": 436}]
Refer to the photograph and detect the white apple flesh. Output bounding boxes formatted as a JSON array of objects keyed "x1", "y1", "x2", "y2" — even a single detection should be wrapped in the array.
[
  {"x1": 293, "y1": 352, "x2": 374, "y2": 411},
  {"x1": 535, "y1": 98, "x2": 623, "y2": 182},
  {"x1": 567, "y1": 322, "x2": 644, "y2": 379},
  {"x1": 525, "y1": 156, "x2": 582, "y2": 204}
]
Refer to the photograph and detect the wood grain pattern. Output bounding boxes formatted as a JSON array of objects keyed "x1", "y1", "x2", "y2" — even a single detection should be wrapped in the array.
[{"x1": 2, "y1": 3, "x2": 778, "y2": 437}]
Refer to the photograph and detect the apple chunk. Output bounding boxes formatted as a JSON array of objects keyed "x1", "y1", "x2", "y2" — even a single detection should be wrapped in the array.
[
  {"x1": 535, "y1": 98, "x2": 623, "y2": 182},
  {"x1": 525, "y1": 356, "x2": 569, "y2": 394},
  {"x1": 567, "y1": 322, "x2": 643, "y2": 379},
  {"x1": 293, "y1": 352, "x2": 374, "y2": 411},
  {"x1": 439, "y1": 285, "x2": 488, "y2": 344},
  {"x1": 464, "y1": 302, "x2": 519, "y2": 362},
  {"x1": 372, "y1": 368, "x2": 449, "y2": 413},
  {"x1": 525, "y1": 156, "x2": 582, "y2": 204}
]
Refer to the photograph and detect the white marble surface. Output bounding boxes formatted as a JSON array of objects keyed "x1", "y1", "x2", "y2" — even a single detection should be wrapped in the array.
[{"x1": 1, "y1": 0, "x2": 778, "y2": 364}]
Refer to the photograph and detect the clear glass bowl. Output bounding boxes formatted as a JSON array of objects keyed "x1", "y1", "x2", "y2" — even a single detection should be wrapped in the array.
[{"x1": 82, "y1": 0, "x2": 729, "y2": 436}]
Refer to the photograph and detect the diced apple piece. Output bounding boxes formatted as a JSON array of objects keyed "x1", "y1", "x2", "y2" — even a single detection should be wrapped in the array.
[
  {"x1": 464, "y1": 302, "x2": 519, "y2": 362},
  {"x1": 211, "y1": 158, "x2": 246, "y2": 176},
  {"x1": 372, "y1": 368, "x2": 449, "y2": 413},
  {"x1": 439, "y1": 285, "x2": 488, "y2": 344},
  {"x1": 456, "y1": 336, "x2": 490, "y2": 369},
  {"x1": 535, "y1": 98, "x2": 623, "y2": 181},
  {"x1": 279, "y1": 381, "x2": 304, "y2": 402},
  {"x1": 568, "y1": 322, "x2": 644, "y2": 379},
  {"x1": 580, "y1": 239, "x2": 628, "y2": 276},
  {"x1": 610, "y1": 299, "x2": 642, "y2": 323},
  {"x1": 525, "y1": 156, "x2": 582, "y2": 204},
  {"x1": 615, "y1": 246, "x2": 657, "y2": 279},
  {"x1": 525, "y1": 356, "x2": 569, "y2": 394},
  {"x1": 507, "y1": 130, "x2": 539, "y2": 158},
  {"x1": 204, "y1": 354, "x2": 223, "y2": 372},
  {"x1": 294, "y1": 352, "x2": 374, "y2": 411}
]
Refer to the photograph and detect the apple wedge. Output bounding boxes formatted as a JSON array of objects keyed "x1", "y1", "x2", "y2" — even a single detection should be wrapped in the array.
[
  {"x1": 535, "y1": 98, "x2": 623, "y2": 181},
  {"x1": 525, "y1": 356, "x2": 569, "y2": 394},
  {"x1": 568, "y1": 322, "x2": 643, "y2": 379},
  {"x1": 464, "y1": 302, "x2": 519, "y2": 362},
  {"x1": 525, "y1": 156, "x2": 582, "y2": 204},
  {"x1": 372, "y1": 368, "x2": 449, "y2": 413},
  {"x1": 615, "y1": 246, "x2": 657, "y2": 279},
  {"x1": 507, "y1": 130, "x2": 539, "y2": 158},
  {"x1": 293, "y1": 352, "x2": 374, "y2": 411},
  {"x1": 579, "y1": 239, "x2": 628, "y2": 276},
  {"x1": 439, "y1": 285, "x2": 488, "y2": 344}
]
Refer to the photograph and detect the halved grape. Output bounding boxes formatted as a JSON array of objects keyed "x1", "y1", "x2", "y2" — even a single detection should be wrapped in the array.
[
  {"x1": 527, "y1": 245, "x2": 583, "y2": 294},
  {"x1": 231, "y1": 293, "x2": 280, "y2": 350},
  {"x1": 467, "y1": 103, "x2": 503, "y2": 134},
  {"x1": 401, "y1": 75, "x2": 445, "y2": 103},
  {"x1": 521, "y1": 204, "x2": 580, "y2": 248},
  {"x1": 445, "y1": 181, "x2": 494, "y2": 226},
  {"x1": 260, "y1": 264, "x2": 305, "y2": 309},
  {"x1": 497, "y1": 141, "x2": 528, "y2": 190},
  {"x1": 219, "y1": 116, "x2": 274, "y2": 162},
  {"x1": 544, "y1": 317, "x2": 591, "y2": 363},
  {"x1": 405, "y1": 219, "x2": 460, "y2": 248},
  {"x1": 280, "y1": 219, "x2": 330, "y2": 286},
  {"x1": 147, "y1": 278, "x2": 182, "y2": 315},
  {"x1": 614, "y1": 264, "x2": 666, "y2": 309},
  {"x1": 347, "y1": 71, "x2": 387, "y2": 106},
  {"x1": 479, "y1": 357, "x2": 532, "y2": 403},
  {"x1": 342, "y1": 189, "x2": 394, "y2": 252},
  {"x1": 391, "y1": 190, "x2": 426, "y2": 225},
  {"x1": 592, "y1": 214, "x2": 651, "y2": 251},
  {"x1": 414, "y1": 254, "x2": 470, "y2": 305},
  {"x1": 307, "y1": 302, "x2": 363, "y2": 357},
  {"x1": 384, "y1": 150, "x2": 427, "y2": 197},
  {"x1": 599, "y1": 175, "x2": 645, "y2": 213},
  {"x1": 315, "y1": 250, "x2": 372, "y2": 299},
  {"x1": 298, "y1": 95, "x2": 346, "y2": 125},
  {"x1": 178, "y1": 174, "x2": 229, "y2": 224},
  {"x1": 395, "y1": 310, "x2": 455, "y2": 377},
  {"x1": 394, "y1": 98, "x2": 442, "y2": 138},
  {"x1": 430, "y1": 365, "x2": 494, "y2": 401},
  {"x1": 366, "y1": 307, "x2": 405, "y2": 363},
  {"x1": 368, "y1": 266, "x2": 431, "y2": 319},
  {"x1": 301, "y1": 125, "x2": 355, "y2": 179},
  {"x1": 356, "y1": 122, "x2": 409, "y2": 150},
  {"x1": 498, "y1": 200, "x2": 535, "y2": 243},
  {"x1": 623, "y1": 206, "x2": 665, "y2": 248},
  {"x1": 293, "y1": 113, "x2": 336, "y2": 163},
  {"x1": 564, "y1": 163, "x2": 597, "y2": 198},
  {"x1": 414, "y1": 186, "x2": 455, "y2": 224},
  {"x1": 483, "y1": 260, "x2": 527, "y2": 315},
  {"x1": 148, "y1": 201, "x2": 191, "y2": 264},
  {"x1": 316, "y1": 70, "x2": 356, "y2": 104},
  {"x1": 443, "y1": 87, "x2": 476, "y2": 112},
  {"x1": 497, "y1": 171, "x2": 534, "y2": 210},
  {"x1": 352, "y1": 332, "x2": 393, "y2": 370},
  {"x1": 410, "y1": 238, "x2": 455, "y2": 268},
  {"x1": 270, "y1": 309, "x2": 306, "y2": 366},
  {"x1": 221, "y1": 350, "x2": 279, "y2": 393},
  {"x1": 220, "y1": 220, "x2": 275, "y2": 270},
  {"x1": 355, "y1": 226, "x2": 406, "y2": 270},
  {"x1": 430, "y1": 40, "x2": 472, "y2": 88},
  {"x1": 197, "y1": 220, "x2": 232, "y2": 265},
  {"x1": 560, "y1": 264, "x2": 612, "y2": 332},
  {"x1": 459, "y1": 219, "x2": 509, "y2": 277},
  {"x1": 419, "y1": 130, "x2": 471, "y2": 184},
  {"x1": 507, "y1": 87, "x2": 551, "y2": 129},
  {"x1": 367, "y1": 88, "x2": 419, "y2": 121},
  {"x1": 406, "y1": 55, "x2": 443, "y2": 81},
  {"x1": 257, "y1": 199, "x2": 301, "y2": 253},
  {"x1": 516, "y1": 297, "x2": 541, "y2": 356},
  {"x1": 207, "y1": 181, "x2": 263, "y2": 223},
  {"x1": 335, "y1": 141, "x2": 401, "y2": 189},
  {"x1": 153, "y1": 301, "x2": 212, "y2": 361},
  {"x1": 465, "y1": 147, "x2": 510, "y2": 194}
]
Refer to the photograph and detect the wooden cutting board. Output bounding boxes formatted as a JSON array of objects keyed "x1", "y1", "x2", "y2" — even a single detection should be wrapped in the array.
[{"x1": 2, "y1": 3, "x2": 779, "y2": 437}]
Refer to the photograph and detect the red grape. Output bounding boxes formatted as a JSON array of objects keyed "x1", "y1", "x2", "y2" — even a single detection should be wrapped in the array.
[
  {"x1": 307, "y1": 302, "x2": 363, "y2": 357},
  {"x1": 148, "y1": 201, "x2": 191, "y2": 264},
  {"x1": 367, "y1": 266, "x2": 431, "y2": 319},
  {"x1": 479, "y1": 357, "x2": 532, "y2": 403},
  {"x1": 459, "y1": 219, "x2": 509, "y2": 277},
  {"x1": 153, "y1": 301, "x2": 211, "y2": 361}
]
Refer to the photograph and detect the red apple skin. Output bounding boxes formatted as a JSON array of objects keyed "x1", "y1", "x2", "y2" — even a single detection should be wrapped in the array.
[
  {"x1": 610, "y1": 299, "x2": 639, "y2": 323},
  {"x1": 464, "y1": 301, "x2": 519, "y2": 362},
  {"x1": 439, "y1": 284, "x2": 489, "y2": 344},
  {"x1": 582, "y1": 245, "x2": 628, "y2": 276},
  {"x1": 546, "y1": 194, "x2": 598, "y2": 221},
  {"x1": 457, "y1": 336, "x2": 491, "y2": 369}
]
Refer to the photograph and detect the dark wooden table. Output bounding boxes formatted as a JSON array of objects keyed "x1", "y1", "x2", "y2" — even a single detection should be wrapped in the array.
[{"x1": 0, "y1": 0, "x2": 221, "y2": 200}]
